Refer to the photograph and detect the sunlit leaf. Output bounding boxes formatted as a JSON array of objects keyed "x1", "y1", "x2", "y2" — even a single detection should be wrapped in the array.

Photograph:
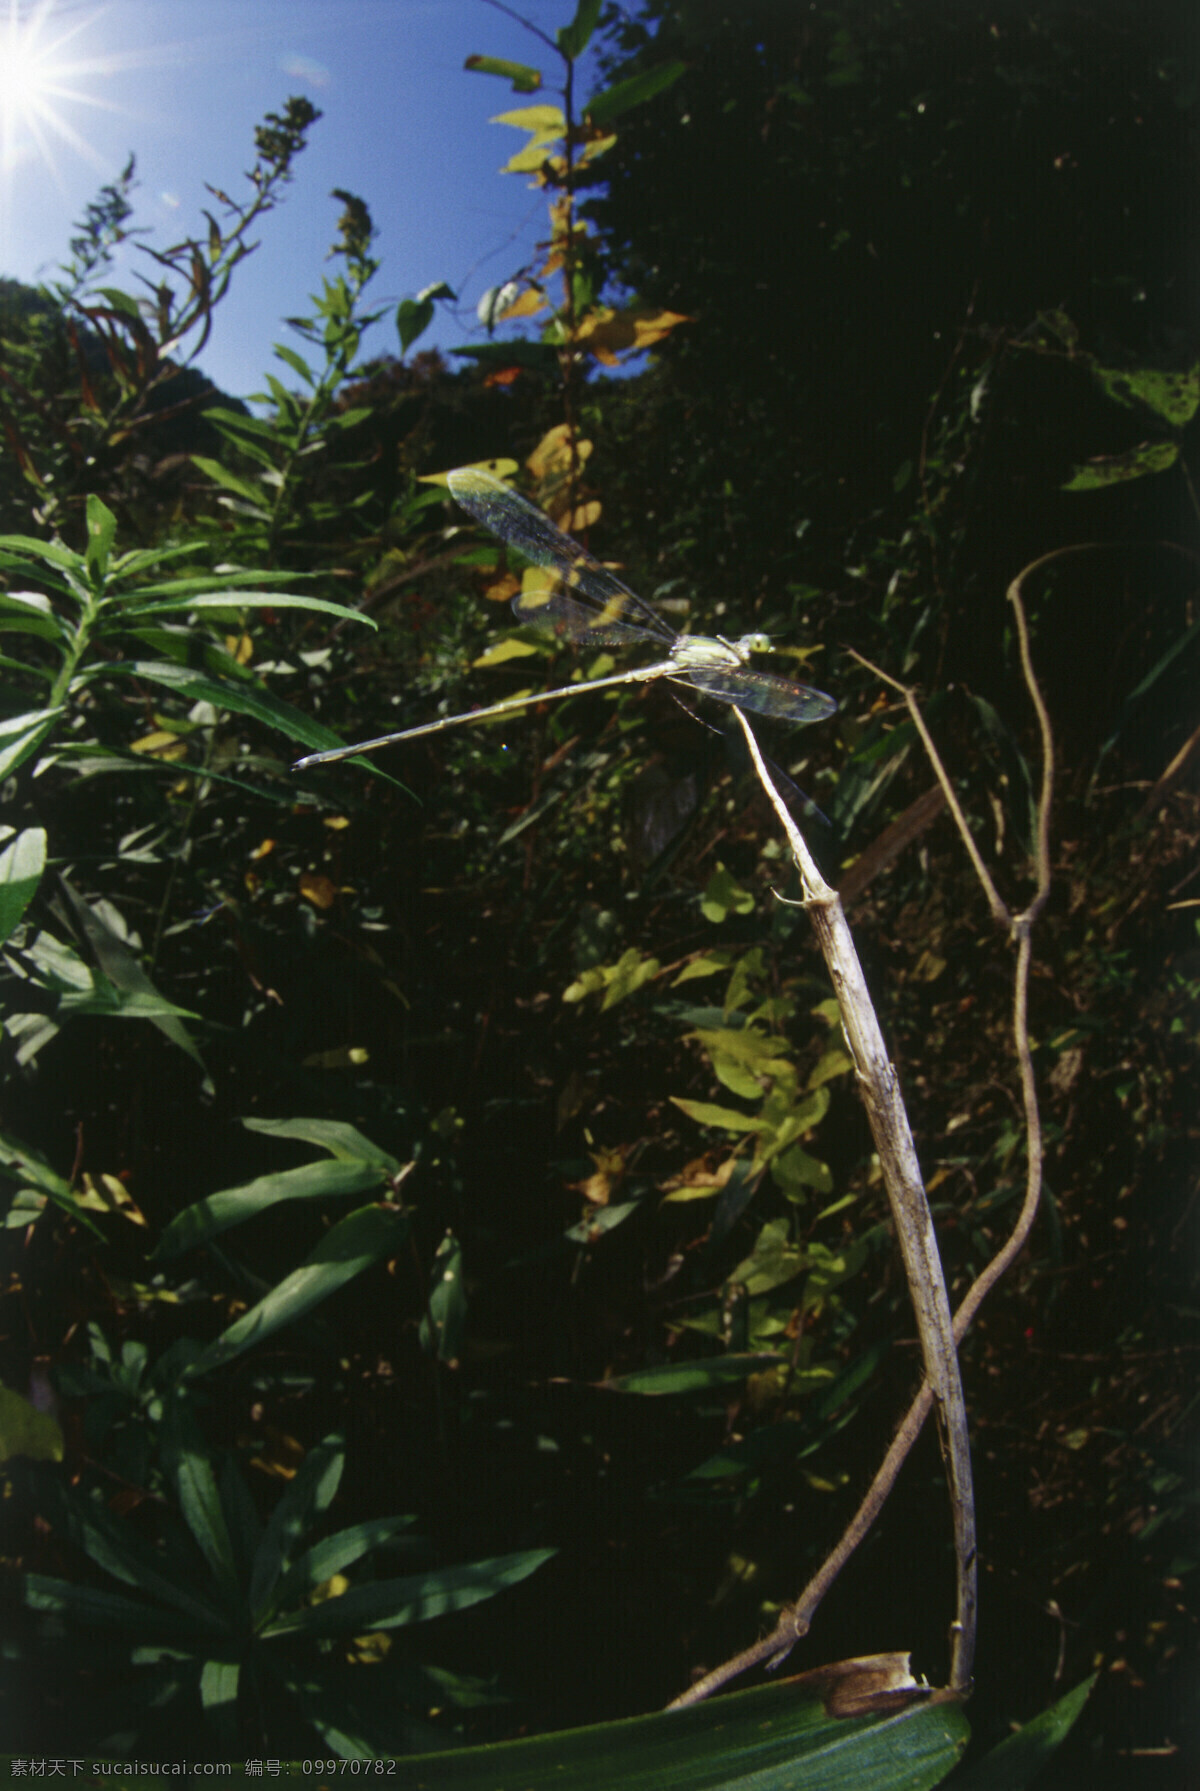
[{"x1": 0, "y1": 826, "x2": 46, "y2": 945}]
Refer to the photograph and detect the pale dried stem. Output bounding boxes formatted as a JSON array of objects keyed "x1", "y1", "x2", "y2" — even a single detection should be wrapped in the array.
[{"x1": 671, "y1": 559, "x2": 1057, "y2": 1712}]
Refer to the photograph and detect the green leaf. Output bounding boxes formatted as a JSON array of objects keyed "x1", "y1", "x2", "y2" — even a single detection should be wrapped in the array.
[
  {"x1": 67, "y1": 1492, "x2": 226, "y2": 1629},
  {"x1": 1063, "y1": 441, "x2": 1178, "y2": 489},
  {"x1": 0, "y1": 532, "x2": 81, "y2": 571},
  {"x1": 57, "y1": 879, "x2": 205, "y2": 1070},
  {"x1": 558, "y1": 0, "x2": 603, "y2": 61},
  {"x1": 262, "y1": 1548, "x2": 555, "y2": 1639},
  {"x1": 275, "y1": 1514, "x2": 419, "y2": 1606},
  {"x1": 397, "y1": 297, "x2": 434, "y2": 353},
  {"x1": 673, "y1": 952, "x2": 734, "y2": 986},
  {"x1": 730, "y1": 1218, "x2": 807, "y2": 1295},
  {"x1": 1091, "y1": 361, "x2": 1200, "y2": 426},
  {"x1": 85, "y1": 494, "x2": 118, "y2": 582},
  {"x1": 585, "y1": 62, "x2": 686, "y2": 127},
  {"x1": 118, "y1": 592, "x2": 374, "y2": 627},
  {"x1": 0, "y1": 1384, "x2": 63, "y2": 1462},
  {"x1": 190, "y1": 455, "x2": 270, "y2": 508},
  {"x1": 351, "y1": 1670, "x2": 967, "y2": 1788},
  {"x1": 155, "y1": 1159, "x2": 387, "y2": 1261},
  {"x1": 951, "y1": 1676, "x2": 1095, "y2": 1790},
  {"x1": 199, "y1": 1659, "x2": 240, "y2": 1753},
  {"x1": 241, "y1": 1116, "x2": 403, "y2": 1170},
  {"x1": 773, "y1": 1143, "x2": 834, "y2": 1198},
  {"x1": 420, "y1": 1230, "x2": 466, "y2": 1363},
  {"x1": 464, "y1": 54, "x2": 542, "y2": 93},
  {"x1": 160, "y1": 1398, "x2": 241, "y2": 1605},
  {"x1": 0, "y1": 592, "x2": 64, "y2": 640},
  {"x1": 701, "y1": 865, "x2": 756, "y2": 923},
  {"x1": 24, "y1": 1574, "x2": 196, "y2": 1639},
  {"x1": 602, "y1": 1355, "x2": 782, "y2": 1395},
  {"x1": 0, "y1": 826, "x2": 46, "y2": 945},
  {"x1": 188, "y1": 1203, "x2": 411, "y2": 1378},
  {"x1": 670, "y1": 1097, "x2": 763, "y2": 1133},
  {"x1": 0, "y1": 708, "x2": 62, "y2": 778},
  {"x1": 249, "y1": 1433, "x2": 346, "y2": 1618},
  {"x1": 108, "y1": 660, "x2": 346, "y2": 756}
]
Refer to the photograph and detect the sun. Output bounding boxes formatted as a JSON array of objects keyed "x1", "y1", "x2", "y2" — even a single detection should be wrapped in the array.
[{"x1": 0, "y1": 0, "x2": 121, "y2": 181}]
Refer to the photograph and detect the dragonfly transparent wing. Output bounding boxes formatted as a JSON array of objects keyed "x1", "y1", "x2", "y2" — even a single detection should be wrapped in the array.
[
  {"x1": 677, "y1": 665, "x2": 837, "y2": 726},
  {"x1": 448, "y1": 467, "x2": 676, "y2": 645}
]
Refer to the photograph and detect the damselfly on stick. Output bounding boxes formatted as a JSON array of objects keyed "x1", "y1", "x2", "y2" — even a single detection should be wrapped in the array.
[{"x1": 293, "y1": 468, "x2": 836, "y2": 771}]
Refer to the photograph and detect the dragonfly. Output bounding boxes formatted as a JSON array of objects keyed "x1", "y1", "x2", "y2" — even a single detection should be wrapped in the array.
[{"x1": 293, "y1": 467, "x2": 836, "y2": 771}]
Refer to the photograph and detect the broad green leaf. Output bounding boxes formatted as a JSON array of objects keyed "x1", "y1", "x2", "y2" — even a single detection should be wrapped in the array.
[
  {"x1": 0, "y1": 1384, "x2": 63, "y2": 1463},
  {"x1": 670, "y1": 1097, "x2": 763, "y2": 1133},
  {"x1": 808, "y1": 1046, "x2": 854, "y2": 1090},
  {"x1": 773, "y1": 1143, "x2": 834, "y2": 1198},
  {"x1": 730, "y1": 1218, "x2": 807, "y2": 1295},
  {"x1": 188, "y1": 1203, "x2": 411, "y2": 1378},
  {"x1": 0, "y1": 826, "x2": 46, "y2": 945},
  {"x1": 154, "y1": 1159, "x2": 387, "y2": 1261},
  {"x1": 585, "y1": 62, "x2": 686, "y2": 127},
  {"x1": 950, "y1": 1675, "x2": 1095, "y2": 1789},
  {"x1": 558, "y1": 0, "x2": 603, "y2": 61},
  {"x1": 261, "y1": 1547, "x2": 555, "y2": 1639},
  {"x1": 464, "y1": 54, "x2": 542, "y2": 93},
  {"x1": 85, "y1": 494, "x2": 117, "y2": 582},
  {"x1": 361, "y1": 1669, "x2": 967, "y2": 1789},
  {"x1": 397, "y1": 296, "x2": 433, "y2": 353},
  {"x1": 1063, "y1": 441, "x2": 1178, "y2": 489},
  {"x1": 701, "y1": 865, "x2": 755, "y2": 923},
  {"x1": 602, "y1": 1355, "x2": 782, "y2": 1395},
  {"x1": 161, "y1": 1398, "x2": 241, "y2": 1605},
  {"x1": 1092, "y1": 361, "x2": 1199, "y2": 426},
  {"x1": 249, "y1": 1433, "x2": 346, "y2": 1617},
  {"x1": 275, "y1": 1514, "x2": 419, "y2": 1606},
  {"x1": 241, "y1": 1116, "x2": 403, "y2": 1170}
]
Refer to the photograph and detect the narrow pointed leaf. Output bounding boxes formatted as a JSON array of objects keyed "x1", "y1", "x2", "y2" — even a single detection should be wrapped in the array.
[
  {"x1": 188, "y1": 1204, "x2": 411, "y2": 1378},
  {"x1": 155, "y1": 1159, "x2": 386, "y2": 1261},
  {"x1": 263, "y1": 1548, "x2": 555, "y2": 1639}
]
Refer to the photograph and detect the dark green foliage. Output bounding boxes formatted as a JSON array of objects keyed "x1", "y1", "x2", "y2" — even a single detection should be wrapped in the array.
[{"x1": 0, "y1": 7, "x2": 1194, "y2": 1780}]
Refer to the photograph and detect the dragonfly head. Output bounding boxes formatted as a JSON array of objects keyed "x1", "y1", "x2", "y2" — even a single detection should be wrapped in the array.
[{"x1": 734, "y1": 630, "x2": 773, "y2": 658}]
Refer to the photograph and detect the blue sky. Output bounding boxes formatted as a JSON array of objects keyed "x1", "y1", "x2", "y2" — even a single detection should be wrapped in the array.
[{"x1": 0, "y1": 0, "x2": 612, "y2": 399}]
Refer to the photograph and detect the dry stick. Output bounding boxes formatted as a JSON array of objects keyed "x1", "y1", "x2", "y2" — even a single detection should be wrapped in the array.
[{"x1": 670, "y1": 561, "x2": 1056, "y2": 1711}]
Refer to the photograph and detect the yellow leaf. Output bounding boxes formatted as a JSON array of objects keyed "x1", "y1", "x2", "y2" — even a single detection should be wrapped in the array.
[
  {"x1": 482, "y1": 571, "x2": 522, "y2": 606},
  {"x1": 299, "y1": 873, "x2": 338, "y2": 910},
  {"x1": 310, "y1": 1573, "x2": 351, "y2": 1605},
  {"x1": 496, "y1": 286, "x2": 548, "y2": 322},
  {"x1": 74, "y1": 1173, "x2": 147, "y2": 1226},
  {"x1": 491, "y1": 105, "x2": 566, "y2": 138},
  {"x1": 224, "y1": 632, "x2": 254, "y2": 665},
  {"x1": 577, "y1": 306, "x2": 692, "y2": 365},
  {"x1": 130, "y1": 731, "x2": 187, "y2": 760},
  {"x1": 322, "y1": 816, "x2": 350, "y2": 831},
  {"x1": 421, "y1": 459, "x2": 519, "y2": 489},
  {"x1": 472, "y1": 637, "x2": 540, "y2": 668},
  {"x1": 250, "y1": 838, "x2": 276, "y2": 860},
  {"x1": 527, "y1": 425, "x2": 593, "y2": 481}
]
